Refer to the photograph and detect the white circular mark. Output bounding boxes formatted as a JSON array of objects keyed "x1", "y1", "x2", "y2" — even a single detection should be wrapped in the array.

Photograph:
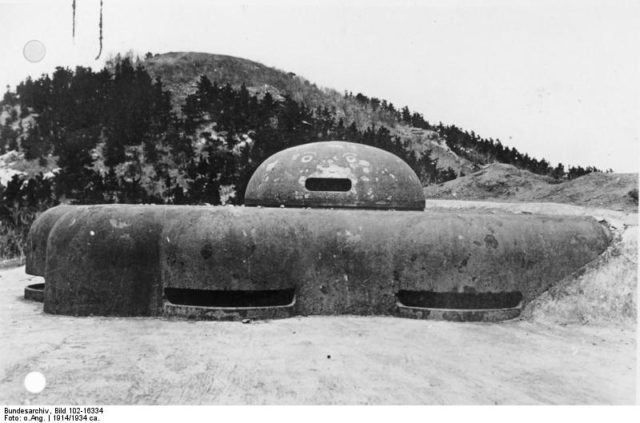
[
  {"x1": 301, "y1": 155, "x2": 313, "y2": 163},
  {"x1": 23, "y1": 40, "x2": 46, "y2": 63},
  {"x1": 344, "y1": 154, "x2": 357, "y2": 163},
  {"x1": 89, "y1": 230, "x2": 95, "y2": 236},
  {"x1": 24, "y1": 372, "x2": 46, "y2": 393}
]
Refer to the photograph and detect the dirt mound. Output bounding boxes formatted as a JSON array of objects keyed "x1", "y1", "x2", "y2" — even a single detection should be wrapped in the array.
[
  {"x1": 424, "y1": 163, "x2": 638, "y2": 212},
  {"x1": 523, "y1": 222, "x2": 637, "y2": 327},
  {"x1": 542, "y1": 172, "x2": 638, "y2": 211}
]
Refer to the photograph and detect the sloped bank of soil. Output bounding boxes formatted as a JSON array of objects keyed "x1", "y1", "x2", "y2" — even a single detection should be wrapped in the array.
[{"x1": 522, "y1": 214, "x2": 637, "y2": 327}]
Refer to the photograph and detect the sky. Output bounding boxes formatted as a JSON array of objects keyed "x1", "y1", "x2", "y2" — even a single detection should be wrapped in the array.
[{"x1": 0, "y1": 0, "x2": 638, "y2": 172}]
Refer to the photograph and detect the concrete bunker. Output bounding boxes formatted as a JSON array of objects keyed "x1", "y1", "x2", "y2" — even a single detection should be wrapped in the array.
[{"x1": 25, "y1": 141, "x2": 612, "y2": 321}]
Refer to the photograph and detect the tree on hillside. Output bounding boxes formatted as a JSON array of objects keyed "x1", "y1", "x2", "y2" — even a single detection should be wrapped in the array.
[{"x1": 552, "y1": 163, "x2": 565, "y2": 180}]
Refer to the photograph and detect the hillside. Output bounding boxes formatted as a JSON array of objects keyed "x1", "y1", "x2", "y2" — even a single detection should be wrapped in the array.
[
  {"x1": 394, "y1": 126, "x2": 476, "y2": 175},
  {"x1": 1, "y1": 51, "x2": 605, "y2": 182},
  {"x1": 0, "y1": 51, "x2": 630, "y2": 259},
  {"x1": 108, "y1": 52, "x2": 622, "y2": 180},
  {"x1": 424, "y1": 163, "x2": 638, "y2": 212},
  {"x1": 142, "y1": 52, "x2": 475, "y2": 175},
  {"x1": 144, "y1": 52, "x2": 335, "y2": 113}
]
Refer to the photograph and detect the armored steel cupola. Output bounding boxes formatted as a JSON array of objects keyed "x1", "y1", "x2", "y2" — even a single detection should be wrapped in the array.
[{"x1": 244, "y1": 141, "x2": 425, "y2": 210}]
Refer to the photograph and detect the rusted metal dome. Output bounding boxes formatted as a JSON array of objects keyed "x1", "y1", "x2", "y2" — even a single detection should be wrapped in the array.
[{"x1": 244, "y1": 141, "x2": 425, "y2": 210}]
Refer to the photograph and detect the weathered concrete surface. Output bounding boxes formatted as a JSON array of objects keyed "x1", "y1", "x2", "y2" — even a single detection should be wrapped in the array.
[
  {"x1": 163, "y1": 302, "x2": 294, "y2": 321},
  {"x1": 27, "y1": 204, "x2": 611, "y2": 318},
  {"x1": 42, "y1": 205, "x2": 164, "y2": 316},
  {"x1": 24, "y1": 205, "x2": 75, "y2": 276},
  {"x1": 244, "y1": 141, "x2": 425, "y2": 210},
  {"x1": 0, "y1": 266, "x2": 635, "y2": 404},
  {"x1": 397, "y1": 303, "x2": 522, "y2": 322},
  {"x1": 425, "y1": 200, "x2": 637, "y2": 326},
  {"x1": 23, "y1": 283, "x2": 44, "y2": 302}
]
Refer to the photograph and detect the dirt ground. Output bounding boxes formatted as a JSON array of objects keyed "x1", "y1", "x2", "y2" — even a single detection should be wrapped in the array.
[{"x1": 0, "y1": 200, "x2": 637, "y2": 404}]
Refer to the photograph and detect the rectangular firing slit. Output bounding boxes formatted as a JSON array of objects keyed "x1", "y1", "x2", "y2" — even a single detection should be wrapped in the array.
[
  {"x1": 396, "y1": 290, "x2": 523, "y2": 309},
  {"x1": 305, "y1": 178, "x2": 352, "y2": 192},
  {"x1": 164, "y1": 288, "x2": 296, "y2": 308}
]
